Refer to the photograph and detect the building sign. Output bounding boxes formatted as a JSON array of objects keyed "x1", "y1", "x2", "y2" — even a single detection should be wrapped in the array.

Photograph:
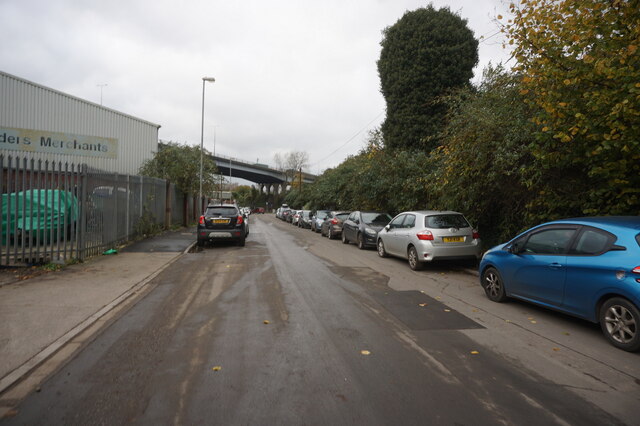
[{"x1": 0, "y1": 126, "x2": 118, "y2": 159}]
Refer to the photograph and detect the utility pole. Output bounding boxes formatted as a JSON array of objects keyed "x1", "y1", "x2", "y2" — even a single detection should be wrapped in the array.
[{"x1": 299, "y1": 167, "x2": 302, "y2": 195}]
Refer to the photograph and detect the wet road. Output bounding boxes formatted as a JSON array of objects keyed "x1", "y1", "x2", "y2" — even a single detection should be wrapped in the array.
[{"x1": 3, "y1": 215, "x2": 638, "y2": 425}]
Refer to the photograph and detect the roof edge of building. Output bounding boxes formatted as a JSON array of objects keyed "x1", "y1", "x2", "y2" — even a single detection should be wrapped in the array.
[{"x1": 1, "y1": 70, "x2": 161, "y2": 130}]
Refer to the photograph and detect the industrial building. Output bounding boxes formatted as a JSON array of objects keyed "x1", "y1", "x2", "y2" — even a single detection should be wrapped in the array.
[{"x1": 0, "y1": 70, "x2": 160, "y2": 175}]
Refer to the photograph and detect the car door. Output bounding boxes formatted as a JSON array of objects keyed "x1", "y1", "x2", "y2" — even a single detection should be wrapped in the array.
[
  {"x1": 505, "y1": 226, "x2": 578, "y2": 306},
  {"x1": 397, "y1": 214, "x2": 416, "y2": 256},
  {"x1": 384, "y1": 214, "x2": 407, "y2": 256},
  {"x1": 562, "y1": 226, "x2": 617, "y2": 319},
  {"x1": 343, "y1": 212, "x2": 359, "y2": 242}
]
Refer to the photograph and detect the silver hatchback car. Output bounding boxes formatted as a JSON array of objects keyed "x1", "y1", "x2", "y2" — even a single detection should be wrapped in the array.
[{"x1": 376, "y1": 210, "x2": 481, "y2": 270}]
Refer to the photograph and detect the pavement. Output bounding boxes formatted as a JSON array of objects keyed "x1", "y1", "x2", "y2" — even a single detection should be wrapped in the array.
[{"x1": 0, "y1": 228, "x2": 196, "y2": 401}]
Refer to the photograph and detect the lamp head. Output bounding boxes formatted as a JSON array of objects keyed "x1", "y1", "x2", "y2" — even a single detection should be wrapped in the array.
[{"x1": 203, "y1": 77, "x2": 216, "y2": 82}]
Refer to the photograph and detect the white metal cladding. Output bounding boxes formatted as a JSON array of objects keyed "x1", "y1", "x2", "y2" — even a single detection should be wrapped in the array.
[{"x1": 0, "y1": 71, "x2": 160, "y2": 175}]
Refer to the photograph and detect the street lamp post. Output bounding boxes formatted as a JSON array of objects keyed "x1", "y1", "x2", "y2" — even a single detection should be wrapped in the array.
[{"x1": 199, "y1": 76, "x2": 215, "y2": 212}]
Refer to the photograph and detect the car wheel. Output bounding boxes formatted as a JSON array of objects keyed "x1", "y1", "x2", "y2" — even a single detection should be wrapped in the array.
[
  {"x1": 599, "y1": 297, "x2": 640, "y2": 352},
  {"x1": 408, "y1": 246, "x2": 423, "y2": 270},
  {"x1": 377, "y1": 239, "x2": 387, "y2": 258},
  {"x1": 481, "y1": 267, "x2": 508, "y2": 302},
  {"x1": 357, "y1": 233, "x2": 365, "y2": 250},
  {"x1": 237, "y1": 236, "x2": 246, "y2": 247},
  {"x1": 197, "y1": 239, "x2": 205, "y2": 248},
  {"x1": 341, "y1": 231, "x2": 349, "y2": 244}
]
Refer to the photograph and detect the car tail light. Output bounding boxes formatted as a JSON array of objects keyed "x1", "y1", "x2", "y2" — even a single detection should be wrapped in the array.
[
  {"x1": 417, "y1": 231, "x2": 434, "y2": 240},
  {"x1": 633, "y1": 266, "x2": 640, "y2": 283},
  {"x1": 199, "y1": 215, "x2": 205, "y2": 225},
  {"x1": 331, "y1": 218, "x2": 339, "y2": 224},
  {"x1": 237, "y1": 215, "x2": 244, "y2": 225},
  {"x1": 473, "y1": 230, "x2": 480, "y2": 239}
]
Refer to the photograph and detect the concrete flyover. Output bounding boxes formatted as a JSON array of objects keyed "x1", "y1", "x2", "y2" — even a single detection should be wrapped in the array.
[{"x1": 210, "y1": 154, "x2": 316, "y2": 196}]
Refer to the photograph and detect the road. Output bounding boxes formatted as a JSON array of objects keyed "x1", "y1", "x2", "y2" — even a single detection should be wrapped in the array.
[{"x1": 4, "y1": 214, "x2": 639, "y2": 425}]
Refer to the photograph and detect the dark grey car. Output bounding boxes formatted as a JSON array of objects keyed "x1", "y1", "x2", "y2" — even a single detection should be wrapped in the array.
[
  {"x1": 197, "y1": 204, "x2": 248, "y2": 247},
  {"x1": 342, "y1": 211, "x2": 393, "y2": 249},
  {"x1": 320, "y1": 211, "x2": 351, "y2": 239}
]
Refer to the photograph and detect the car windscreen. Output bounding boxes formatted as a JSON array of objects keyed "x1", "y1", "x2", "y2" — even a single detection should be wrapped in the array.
[
  {"x1": 316, "y1": 211, "x2": 329, "y2": 219},
  {"x1": 206, "y1": 207, "x2": 237, "y2": 216},
  {"x1": 362, "y1": 213, "x2": 392, "y2": 226},
  {"x1": 335, "y1": 213, "x2": 350, "y2": 221},
  {"x1": 425, "y1": 214, "x2": 470, "y2": 229}
]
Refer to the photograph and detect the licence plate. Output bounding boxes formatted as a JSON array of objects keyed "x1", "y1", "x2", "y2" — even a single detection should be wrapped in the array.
[
  {"x1": 443, "y1": 236, "x2": 464, "y2": 243},
  {"x1": 212, "y1": 218, "x2": 230, "y2": 224},
  {"x1": 209, "y1": 232, "x2": 230, "y2": 238}
]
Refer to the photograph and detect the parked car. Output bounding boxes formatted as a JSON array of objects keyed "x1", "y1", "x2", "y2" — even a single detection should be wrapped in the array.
[
  {"x1": 291, "y1": 210, "x2": 302, "y2": 225},
  {"x1": 342, "y1": 211, "x2": 393, "y2": 249},
  {"x1": 479, "y1": 216, "x2": 640, "y2": 352},
  {"x1": 279, "y1": 204, "x2": 290, "y2": 220},
  {"x1": 321, "y1": 211, "x2": 351, "y2": 239},
  {"x1": 376, "y1": 210, "x2": 481, "y2": 270},
  {"x1": 311, "y1": 210, "x2": 331, "y2": 233},
  {"x1": 282, "y1": 208, "x2": 293, "y2": 222},
  {"x1": 197, "y1": 204, "x2": 248, "y2": 247},
  {"x1": 298, "y1": 210, "x2": 312, "y2": 229}
]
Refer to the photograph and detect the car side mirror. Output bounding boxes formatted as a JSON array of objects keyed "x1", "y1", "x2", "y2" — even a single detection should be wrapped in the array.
[
  {"x1": 508, "y1": 243, "x2": 521, "y2": 255},
  {"x1": 385, "y1": 224, "x2": 391, "y2": 231}
]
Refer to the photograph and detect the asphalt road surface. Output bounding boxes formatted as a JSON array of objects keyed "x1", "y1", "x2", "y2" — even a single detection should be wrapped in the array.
[{"x1": 4, "y1": 215, "x2": 639, "y2": 425}]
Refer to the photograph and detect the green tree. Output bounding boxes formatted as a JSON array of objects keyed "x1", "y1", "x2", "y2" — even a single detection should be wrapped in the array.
[
  {"x1": 504, "y1": 0, "x2": 640, "y2": 215},
  {"x1": 139, "y1": 142, "x2": 218, "y2": 195},
  {"x1": 378, "y1": 5, "x2": 479, "y2": 151},
  {"x1": 304, "y1": 129, "x2": 433, "y2": 214},
  {"x1": 430, "y1": 66, "x2": 539, "y2": 246},
  {"x1": 233, "y1": 186, "x2": 266, "y2": 208},
  {"x1": 232, "y1": 185, "x2": 253, "y2": 206}
]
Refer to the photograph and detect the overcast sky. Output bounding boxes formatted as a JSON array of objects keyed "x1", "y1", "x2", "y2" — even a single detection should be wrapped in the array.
[{"x1": 1, "y1": 0, "x2": 512, "y2": 177}]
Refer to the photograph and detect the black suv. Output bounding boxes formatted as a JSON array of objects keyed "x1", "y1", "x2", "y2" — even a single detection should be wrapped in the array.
[{"x1": 197, "y1": 204, "x2": 247, "y2": 247}]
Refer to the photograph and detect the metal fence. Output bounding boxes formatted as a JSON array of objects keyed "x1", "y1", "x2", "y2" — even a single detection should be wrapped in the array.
[{"x1": 0, "y1": 154, "x2": 197, "y2": 266}]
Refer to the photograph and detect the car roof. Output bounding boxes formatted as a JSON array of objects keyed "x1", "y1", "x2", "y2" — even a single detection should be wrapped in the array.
[
  {"x1": 399, "y1": 210, "x2": 464, "y2": 216},
  {"x1": 207, "y1": 204, "x2": 237, "y2": 208},
  {"x1": 550, "y1": 216, "x2": 640, "y2": 232}
]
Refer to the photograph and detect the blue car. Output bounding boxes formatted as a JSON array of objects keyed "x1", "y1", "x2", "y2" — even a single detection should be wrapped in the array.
[{"x1": 479, "y1": 217, "x2": 640, "y2": 352}]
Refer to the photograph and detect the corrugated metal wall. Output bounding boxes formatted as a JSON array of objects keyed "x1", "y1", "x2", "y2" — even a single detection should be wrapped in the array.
[{"x1": 0, "y1": 71, "x2": 159, "y2": 175}]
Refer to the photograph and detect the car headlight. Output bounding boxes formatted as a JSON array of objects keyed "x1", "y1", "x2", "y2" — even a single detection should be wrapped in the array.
[{"x1": 364, "y1": 228, "x2": 377, "y2": 236}]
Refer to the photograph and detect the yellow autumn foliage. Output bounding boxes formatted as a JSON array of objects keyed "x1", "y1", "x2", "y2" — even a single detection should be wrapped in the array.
[{"x1": 504, "y1": 0, "x2": 640, "y2": 215}]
